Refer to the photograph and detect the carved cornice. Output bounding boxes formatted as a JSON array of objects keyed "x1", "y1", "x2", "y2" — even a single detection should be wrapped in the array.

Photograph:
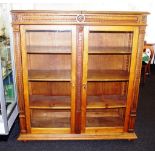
[
  {"x1": 85, "y1": 14, "x2": 138, "y2": 23},
  {"x1": 141, "y1": 15, "x2": 147, "y2": 24},
  {"x1": 11, "y1": 12, "x2": 148, "y2": 26},
  {"x1": 12, "y1": 12, "x2": 77, "y2": 25}
]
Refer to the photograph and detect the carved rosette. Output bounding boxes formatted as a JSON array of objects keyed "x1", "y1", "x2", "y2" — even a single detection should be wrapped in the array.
[{"x1": 76, "y1": 14, "x2": 85, "y2": 23}]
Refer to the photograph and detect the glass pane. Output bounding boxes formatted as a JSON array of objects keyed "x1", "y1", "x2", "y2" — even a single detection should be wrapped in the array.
[
  {"x1": 27, "y1": 54, "x2": 71, "y2": 81},
  {"x1": 25, "y1": 29, "x2": 72, "y2": 129},
  {"x1": 29, "y1": 81, "x2": 71, "y2": 108},
  {"x1": 89, "y1": 31, "x2": 133, "y2": 54},
  {"x1": 86, "y1": 109, "x2": 125, "y2": 127},
  {"x1": 0, "y1": 42, "x2": 15, "y2": 118},
  {"x1": 86, "y1": 30, "x2": 133, "y2": 128},
  {"x1": 31, "y1": 109, "x2": 70, "y2": 128},
  {"x1": 26, "y1": 30, "x2": 72, "y2": 53},
  {"x1": 87, "y1": 81, "x2": 128, "y2": 114}
]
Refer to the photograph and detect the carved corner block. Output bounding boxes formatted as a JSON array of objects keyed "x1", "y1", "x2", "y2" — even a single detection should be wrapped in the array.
[{"x1": 12, "y1": 24, "x2": 20, "y2": 32}]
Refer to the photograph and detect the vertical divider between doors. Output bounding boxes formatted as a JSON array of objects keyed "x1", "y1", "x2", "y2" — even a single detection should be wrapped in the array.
[
  {"x1": 71, "y1": 26, "x2": 76, "y2": 133},
  {"x1": 74, "y1": 25, "x2": 84, "y2": 133},
  {"x1": 81, "y1": 26, "x2": 89, "y2": 133}
]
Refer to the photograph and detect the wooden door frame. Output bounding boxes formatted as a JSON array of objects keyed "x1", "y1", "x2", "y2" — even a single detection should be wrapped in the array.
[
  {"x1": 20, "y1": 25, "x2": 77, "y2": 133},
  {"x1": 81, "y1": 26, "x2": 139, "y2": 133}
]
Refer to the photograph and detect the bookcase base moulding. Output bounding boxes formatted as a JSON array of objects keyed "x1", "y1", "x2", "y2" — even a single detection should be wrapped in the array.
[
  {"x1": 18, "y1": 133, "x2": 137, "y2": 141},
  {"x1": 11, "y1": 10, "x2": 148, "y2": 141}
]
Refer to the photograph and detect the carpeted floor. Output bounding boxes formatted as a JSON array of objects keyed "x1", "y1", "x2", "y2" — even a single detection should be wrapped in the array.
[{"x1": 0, "y1": 68, "x2": 155, "y2": 151}]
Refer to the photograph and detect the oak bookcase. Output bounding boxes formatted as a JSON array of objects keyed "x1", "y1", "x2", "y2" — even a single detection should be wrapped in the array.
[{"x1": 11, "y1": 10, "x2": 148, "y2": 140}]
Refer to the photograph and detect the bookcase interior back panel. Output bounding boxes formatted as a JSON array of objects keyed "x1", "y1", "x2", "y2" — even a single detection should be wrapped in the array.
[
  {"x1": 31, "y1": 109, "x2": 70, "y2": 128},
  {"x1": 26, "y1": 30, "x2": 72, "y2": 53},
  {"x1": 89, "y1": 31, "x2": 133, "y2": 50},
  {"x1": 28, "y1": 54, "x2": 71, "y2": 70},
  {"x1": 29, "y1": 82, "x2": 71, "y2": 96},
  {"x1": 87, "y1": 82, "x2": 128, "y2": 95},
  {"x1": 88, "y1": 55, "x2": 131, "y2": 71},
  {"x1": 86, "y1": 108, "x2": 125, "y2": 127}
]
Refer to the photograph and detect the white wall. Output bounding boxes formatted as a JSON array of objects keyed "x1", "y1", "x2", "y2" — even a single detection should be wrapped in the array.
[
  {"x1": 1, "y1": 0, "x2": 155, "y2": 43},
  {"x1": 10, "y1": 1, "x2": 155, "y2": 43},
  {"x1": 0, "y1": 4, "x2": 10, "y2": 37}
]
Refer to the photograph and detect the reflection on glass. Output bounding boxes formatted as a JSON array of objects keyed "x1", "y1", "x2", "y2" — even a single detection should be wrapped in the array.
[
  {"x1": 25, "y1": 29, "x2": 72, "y2": 129},
  {"x1": 0, "y1": 41, "x2": 15, "y2": 116},
  {"x1": 85, "y1": 31, "x2": 133, "y2": 128}
]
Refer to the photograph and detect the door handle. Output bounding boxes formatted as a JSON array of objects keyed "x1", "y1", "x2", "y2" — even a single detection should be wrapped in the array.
[{"x1": 82, "y1": 83, "x2": 87, "y2": 90}]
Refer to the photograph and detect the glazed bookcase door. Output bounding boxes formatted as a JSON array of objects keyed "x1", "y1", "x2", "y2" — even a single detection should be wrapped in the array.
[
  {"x1": 81, "y1": 26, "x2": 139, "y2": 134},
  {"x1": 20, "y1": 25, "x2": 76, "y2": 134},
  {"x1": 0, "y1": 44, "x2": 17, "y2": 135}
]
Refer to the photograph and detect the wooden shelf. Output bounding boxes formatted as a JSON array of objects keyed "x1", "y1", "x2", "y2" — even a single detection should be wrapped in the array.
[
  {"x1": 28, "y1": 70, "x2": 71, "y2": 81},
  {"x1": 29, "y1": 95, "x2": 71, "y2": 109},
  {"x1": 88, "y1": 70, "x2": 129, "y2": 81},
  {"x1": 27, "y1": 46, "x2": 71, "y2": 54},
  {"x1": 86, "y1": 111, "x2": 124, "y2": 127},
  {"x1": 89, "y1": 47, "x2": 132, "y2": 54},
  {"x1": 87, "y1": 95, "x2": 126, "y2": 109},
  {"x1": 31, "y1": 109, "x2": 70, "y2": 128},
  {"x1": 28, "y1": 70, "x2": 129, "y2": 82}
]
